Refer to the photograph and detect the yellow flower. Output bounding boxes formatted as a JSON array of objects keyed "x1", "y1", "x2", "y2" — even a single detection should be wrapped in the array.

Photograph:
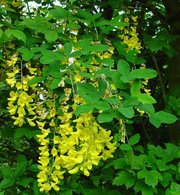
[
  {"x1": 12, "y1": 116, "x2": 24, "y2": 127},
  {"x1": 17, "y1": 106, "x2": 26, "y2": 117},
  {"x1": 51, "y1": 147, "x2": 58, "y2": 157},
  {"x1": 53, "y1": 136, "x2": 60, "y2": 144},
  {"x1": 6, "y1": 72, "x2": 17, "y2": 78},
  {"x1": 27, "y1": 117, "x2": 36, "y2": 127},
  {"x1": 58, "y1": 112, "x2": 72, "y2": 122},
  {"x1": 37, "y1": 135, "x2": 49, "y2": 145},
  {"x1": 37, "y1": 171, "x2": 48, "y2": 183},
  {"x1": 39, "y1": 145, "x2": 48, "y2": 152},
  {"x1": 36, "y1": 121, "x2": 46, "y2": 128},
  {"x1": 68, "y1": 166, "x2": 79, "y2": 174},
  {"x1": 28, "y1": 67, "x2": 37, "y2": 74},
  {"x1": 8, "y1": 103, "x2": 17, "y2": 115},
  {"x1": 39, "y1": 182, "x2": 51, "y2": 192},
  {"x1": 50, "y1": 119, "x2": 55, "y2": 127},
  {"x1": 15, "y1": 82, "x2": 23, "y2": 90},
  {"x1": 27, "y1": 106, "x2": 36, "y2": 115},
  {"x1": 6, "y1": 78, "x2": 16, "y2": 87},
  {"x1": 38, "y1": 156, "x2": 49, "y2": 166},
  {"x1": 51, "y1": 182, "x2": 60, "y2": 191},
  {"x1": 53, "y1": 157, "x2": 61, "y2": 170},
  {"x1": 49, "y1": 108, "x2": 56, "y2": 118},
  {"x1": 8, "y1": 91, "x2": 19, "y2": 102},
  {"x1": 74, "y1": 74, "x2": 82, "y2": 83}
]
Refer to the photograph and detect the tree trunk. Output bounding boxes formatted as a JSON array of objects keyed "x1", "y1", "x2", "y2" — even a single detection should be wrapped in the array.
[{"x1": 163, "y1": 0, "x2": 180, "y2": 143}]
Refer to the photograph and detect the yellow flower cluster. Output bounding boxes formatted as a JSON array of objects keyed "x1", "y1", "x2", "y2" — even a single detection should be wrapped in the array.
[
  {"x1": 6, "y1": 55, "x2": 37, "y2": 127},
  {"x1": 119, "y1": 119, "x2": 126, "y2": 143},
  {"x1": 36, "y1": 83, "x2": 117, "y2": 192},
  {"x1": 59, "y1": 112, "x2": 116, "y2": 175},
  {"x1": 37, "y1": 122, "x2": 64, "y2": 192},
  {"x1": 8, "y1": 91, "x2": 36, "y2": 126},
  {"x1": 0, "y1": 0, "x2": 22, "y2": 8},
  {"x1": 37, "y1": 107, "x2": 116, "y2": 192},
  {"x1": 119, "y1": 15, "x2": 141, "y2": 53},
  {"x1": 140, "y1": 64, "x2": 151, "y2": 96},
  {"x1": 136, "y1": 64, "x2": 151, "y2": 116}
]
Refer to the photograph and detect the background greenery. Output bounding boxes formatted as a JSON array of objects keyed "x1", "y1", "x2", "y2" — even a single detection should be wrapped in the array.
[{"x1": 0, "y1": 0, "x2": 179, "y2": 194}]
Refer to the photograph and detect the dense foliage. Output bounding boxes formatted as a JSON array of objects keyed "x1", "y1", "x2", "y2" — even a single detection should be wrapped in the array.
[{"x1": 0, "y1": 0, "x2": 179, "y2": 194}]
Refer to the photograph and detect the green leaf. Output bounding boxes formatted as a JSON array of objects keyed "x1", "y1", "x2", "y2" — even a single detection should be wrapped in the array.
[
  {"x1": 118, "y1": 105, "x2": 134, "y2": 118},
  {"x1": 135, "y1": 94, "x2": 156, "y2": 104},
  {"x1": 91, "y1": 176, "x2": 100, "y2": 187},
  {"x1": 19, "y1": 16, "x2": 51, "y2": 33},
  {"x1": 45, "y1": 30, "x2": 58, "y2": 43},
  {"x1": 12, "y1": 30, "x2": 26, "y2": 43},
  {"x1": 94, "y1": 101, "x2": 110, "y2": 111},
  {"x1": 14, "y1": 127, "x2": 40, "y2": 139},
  {"x1": 64, "y1": 42, "x2": 72, "y2": 56},
  {"x1": 50, "y1": 78, "x2": 61, "y2": 89},
  {"x1": 105, "y1": 97, "x2": 121, "y2": 105},
  {"x1": 149, "y1": 115, "x2": 161, "y2": 128},
  {"x1": 0, "y1": 29, "x2": 3, "y2": 38},
  {"x1": 0, "y1": 178, "x2": 15, "y2": 189},
  {"x1": 123, "y1": 97, "x2": 139, "y2": 107},
  {"x1": 117, "y1": 59, "x2": 130, "y2": 76},
  {"x1": 90, "y1": 44, "x2": 109, "y2": 52},
  {"x1": 155, "y1": 111, "x2": 177, "y2": 124},
  {"x1": 137, "y1": 169, "x2": 162, "y2": 187},
  {"x1": 1, "y1": 166, "x2": 14, "y2": 178},
  {"x1": 112, "y1": 71, "x2": 129, "y2": 88},
  {"x1": 79, "y1": 72, "x2": 93, "y2": 78},
  {"x1": 128, "y1": 134, "x2": 140, "y2": 145},
  {"x1": 6, "y1": 30, "x2": 26, "y2": 43},
  {"x1": 18, "y1": 47, "x2": 34, "y2": 61},
  {"x1": 125, "y1": 50, "x2": 136, "y2": 64},
  {"x1": 49, "y1": 6, "x2": 67, "y2": 19},
  {"x1": 113, "y1": 158, "x2": 127, "y2": 169},
  {"x1": 130, "y1": 69, "x2": 157, "y2": 79},
  {"x1": 33, "y1": 181, "x2": 41, "y2": 195},
  {"x1": 119, "y1": 144, "x2": 132, "y2": 151},
  {"x1": 136, "y1": 104, "x2": 155, "y2": 115},
  {"x1": 17, "y1": 177, "x2": 31, "y2": 187},
  {"x1": 40, "y1": 50, "x2": 64, "y2": 64},
  {"x1": 166, "y1": 182, "x2": 180, "y2": 195},
  {"x1": 97, "y1": 112, "x2": 113, "y2": 123},
  {"x1": 27, "y1": 164, "x2": 39, "y2": 172},
  {"x1": 75, "y1": 105, "x2": 94, "y2": 116},
  {"x1": 77, "y1": 83, "x2": 100, "y2": 104},
  {"x1": 77, "y1": 9, "x2": 93, "y2": 20},
  {"x1": 113, "y1": 171, "x2": 135, "y2": 188},
  {"x1": 101, "y1": 58, "x2": 114, "y2": 67},
  {"x1": 98, "y1": 80, "x2": 107, "y2": 96},
  {"x1": 28, "y1": 77, "x2": 45, "y2": 86},
  {"x1": 49, "y1": 70, "x2": 62, "y2": 78},
  {"x1": 150, "y1": 111, "x2": 177, "y2": 128},
  {"x1": 134, "y1": 181, "x2": 154, "y2": 195},
  {"x1": 130, "y1": 79, "x2": 141, "y2": 96},
  {"x1": 14, "y1": 155, "x2": 27, "y2": 177},
  {"x1": 70, "y1": 0, "x2": 76, "y2": 4}
]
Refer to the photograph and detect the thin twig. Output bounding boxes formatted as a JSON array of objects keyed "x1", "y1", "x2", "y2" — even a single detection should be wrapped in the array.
[
  {"x1": 26, "y1": 2, "x2": 32, "y2": 19},
  {"x1": 151, "y1": 55, "x2": 167, "y2": 105}
]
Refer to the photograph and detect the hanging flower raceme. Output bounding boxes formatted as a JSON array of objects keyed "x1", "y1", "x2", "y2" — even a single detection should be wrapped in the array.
[
  {"x1": 140, "y1": 64, "x2": 151, "y2": 96},
  {"x1": 119, "y1": 13, "x2": 141, "y2": 53},
  {"x1": 6, "y1": 56, "x2": 37, "y2": 127},
  {"x1": 35, "y1": 84, "x2": 117, "y2": 193},
  {"x1": 59, "y1": 111, "x2": 116, "y2": 176}
]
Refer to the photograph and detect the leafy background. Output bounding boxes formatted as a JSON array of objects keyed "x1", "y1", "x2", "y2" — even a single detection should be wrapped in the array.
[{"x1": 0, "y1": 0, "x2": 180, "y2": 194}]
